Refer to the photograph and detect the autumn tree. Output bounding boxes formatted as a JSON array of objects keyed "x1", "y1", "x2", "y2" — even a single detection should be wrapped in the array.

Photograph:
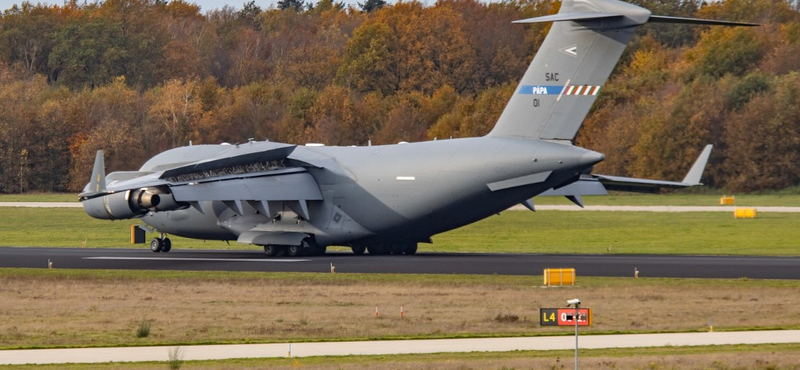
[
  {"x1": 723, "y1": 73, "x2": 800, "y2": 191},
  {"x1": 359, "y1": 0, "x2": 385, "y2": 13},
  {"x1": 277, "y1": 0, "x2": 306, "y2": 12}
]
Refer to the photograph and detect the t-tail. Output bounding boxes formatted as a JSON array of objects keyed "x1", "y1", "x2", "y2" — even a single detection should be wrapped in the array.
[{"x1": 488, "y1": 0, "x2": 757, "y2": 142}]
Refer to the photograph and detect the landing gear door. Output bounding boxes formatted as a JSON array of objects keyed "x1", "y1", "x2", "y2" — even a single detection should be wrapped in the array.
[{"x1": 327, "y1": 197, "x2": 346, "y2": 230}]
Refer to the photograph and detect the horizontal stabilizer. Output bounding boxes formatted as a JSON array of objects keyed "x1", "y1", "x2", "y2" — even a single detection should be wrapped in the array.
[
  {"x1": 648, "y1": 15, "x2": 759, "y2": 27},
  {"x1": 593, "y1": 174, "x2": 689, "y2": 193},
  {"x1": 539, "y1": 145, "x2": 713, "y2": 196},
  {"x1": 539, "y1": 176, "x2": 608, "y2": 197}
]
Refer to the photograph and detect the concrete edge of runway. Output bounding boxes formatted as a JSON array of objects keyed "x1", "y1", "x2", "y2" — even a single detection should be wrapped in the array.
[{"x1": 1, "y1": 330, "x2": 798, "y2": 365}]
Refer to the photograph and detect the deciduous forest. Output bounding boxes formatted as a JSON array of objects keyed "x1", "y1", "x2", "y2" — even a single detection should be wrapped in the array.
[{"x1": 0, "y1": 0, "x2": 798, "y2": 193}]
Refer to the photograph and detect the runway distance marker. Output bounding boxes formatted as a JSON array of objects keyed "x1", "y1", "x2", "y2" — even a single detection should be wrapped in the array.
[{"x1": 540, "y1": 308, "x2": 592, "y2": 327}]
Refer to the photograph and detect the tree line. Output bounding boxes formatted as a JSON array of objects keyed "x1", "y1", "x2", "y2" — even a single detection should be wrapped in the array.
[{"x1": 0, "y1": 0, "x2": 798, "y2": 193}]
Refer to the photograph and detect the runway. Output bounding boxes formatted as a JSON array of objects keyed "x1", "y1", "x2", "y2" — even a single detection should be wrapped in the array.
[
  {"x1": 2, "y1": 247, "x2": 799, "y2": 279},
  {"x1": 1, "y1": 330, "x2": 798, "y2": 365}
]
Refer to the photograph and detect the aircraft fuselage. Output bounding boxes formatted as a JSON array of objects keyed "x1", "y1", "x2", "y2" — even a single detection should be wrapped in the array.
[{"x1": 140, "y1": 136, "x2": 602, "y2": 248}]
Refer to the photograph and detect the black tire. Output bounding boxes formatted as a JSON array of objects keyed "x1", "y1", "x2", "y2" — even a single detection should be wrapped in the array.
[
  {"x1": 367, "y1": 244, "x2": 389, "y2": 255},
  {"x1": 161, "y1": 238, "x2": 172, "y2": 252},
  {"x1": 150, "y1": 238, "x2": 162, "y2": 253},
  {"x1": 403, "y1": 243, "x2": 418, "y2": 255},
  {"x1": 312, "y1": 245, "x2": 327, "y2": 256},
  {"x1": 264, "y1": 245, "x2": 279, "y2": 256},
  {"x1": 287, "y1": 244, "x2": 303, "y2": 257},
  {"x1": 391, "y1": 244, "x2": 404, "y2": 255},
  {"x1": 351, "y1": 245, "x2": 366, "y2": 255}
]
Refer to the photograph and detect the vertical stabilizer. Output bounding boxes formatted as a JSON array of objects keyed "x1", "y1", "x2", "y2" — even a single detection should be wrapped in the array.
[
  {"x1": 89, "y1": 150, "x2": 107, "y2": 193},
  {"x1": 681, "y1": 144, "x2": 713, "y2": 185},
  {"x1": 489, "y1": 0, "x2": 650, "y2": 141}
]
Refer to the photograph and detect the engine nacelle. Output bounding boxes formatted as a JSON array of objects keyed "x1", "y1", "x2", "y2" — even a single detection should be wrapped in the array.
[{"x1": 82, "y1": 188, "x2": 180, "y2": 220}]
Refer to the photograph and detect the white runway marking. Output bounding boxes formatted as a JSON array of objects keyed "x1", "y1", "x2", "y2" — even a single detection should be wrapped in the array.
[{"x1": 83, "y1": 257, "x2": 310, "y2": 263}]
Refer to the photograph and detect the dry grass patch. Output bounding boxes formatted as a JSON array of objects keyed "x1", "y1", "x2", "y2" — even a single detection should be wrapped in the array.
[{"x1": 1, "y1": 269, "x2": 799, "y2": 349}]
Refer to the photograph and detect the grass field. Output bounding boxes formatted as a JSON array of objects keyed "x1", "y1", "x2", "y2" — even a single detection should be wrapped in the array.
[
  {"x1": 6, "y1": 344, "x2": 800, "y2": 370},
  {"x1": 3, "y1": 192, "x2": 800, "y2": 368},
  {"x1": 1, "y1": 269, "x2": 798, "y2": 350},
  {"x1": 0, "y1": 193, "x2": 79, "y2": 202},
  {"x1": 1, "y1": 206, "x2": 799, "y2": 255}
]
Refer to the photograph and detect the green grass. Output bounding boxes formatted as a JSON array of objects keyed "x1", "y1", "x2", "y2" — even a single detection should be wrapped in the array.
[
  {"x1": 3, "y1": 267, "x2": 797, "y2": 289},
  {"x1": 533, "y1": 191, "x2": 800, "y2": 206},
  {"x1": 0, "y1": 192, "x2": 78, "y2": 202},
  {"x1": 0, "y1": 207, "x2": 239, "y2": 249},
  {"x1": 431, "y1": 210, "x2": 800, "y2": 255},
  {"x1": 2, "y1": 206, "x2": 800, "y2": 255}
]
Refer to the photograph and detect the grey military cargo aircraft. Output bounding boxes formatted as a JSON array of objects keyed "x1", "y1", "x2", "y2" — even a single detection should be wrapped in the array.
[{"x1": 80, "y1": 0, "x2": 754, "y2": 256}]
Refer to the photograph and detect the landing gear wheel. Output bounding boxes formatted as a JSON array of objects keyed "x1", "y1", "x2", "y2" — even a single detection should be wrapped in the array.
[
  {"x1": 391, "y1": 244, "x2": 404, "y2": 255},
  {"x1": 287, "y1": 244, "x2": 304, "y2": 257},
  {"x1": 161, "y1": 238, "x2": 172, "y2": 252},
  {"x1": 351, "y1": 245, "x2": 366, "y2": 255},
  {"x1": 150, "y1": 238, "x2": 162, "y2": 253},
  {"x1": 367, "y1": 244, "x2": 390, "y2": 255},
  {"x1": 403, "y1": 243, "x2": 418, "y2": 255},
  {"x1": 299, "y1": 238, "x2": 325, "y2": 256},
  {"x1": 312, "y1": 245, "x2": 327, "y2": 256},
  {"x1": 264, "y1": 245, "x2": 279, "y2": 256}
]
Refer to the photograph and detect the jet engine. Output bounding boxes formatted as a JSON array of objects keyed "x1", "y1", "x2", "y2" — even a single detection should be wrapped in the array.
[{"x1": 82, "y1": 188, "x2": 180, "y2": 220}]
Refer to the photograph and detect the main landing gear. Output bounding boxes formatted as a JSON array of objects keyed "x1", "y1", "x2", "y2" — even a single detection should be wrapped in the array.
[{"x1": 150, "y1": 234, "x2": 172, "y2": 253}]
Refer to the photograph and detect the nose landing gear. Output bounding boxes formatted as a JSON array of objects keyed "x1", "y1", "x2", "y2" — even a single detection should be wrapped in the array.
[{"x1": 150, "y1": 233, "x2": 172, "y2": 253}]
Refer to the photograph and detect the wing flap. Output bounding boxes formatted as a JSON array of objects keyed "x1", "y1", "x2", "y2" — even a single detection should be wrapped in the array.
[
  {"x1": 170, "y1": 170, "x2": 323, "y2": 203},
  {"x1": 160, "y1": 144, "x2": 296, "y2": 180}
]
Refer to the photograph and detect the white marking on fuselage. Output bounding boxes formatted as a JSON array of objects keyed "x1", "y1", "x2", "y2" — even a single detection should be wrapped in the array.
[
  {"x1": 83, "y1": 257, "x2": 310, "y2": 262},
  {"x1": 396, "y1": 176, "x2": 416, "y2": 181}
]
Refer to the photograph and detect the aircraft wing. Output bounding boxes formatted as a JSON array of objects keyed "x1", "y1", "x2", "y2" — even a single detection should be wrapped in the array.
[
  {"x1": 80, "y1": 143, "x2": 324, "y2": 221},
  {"x1": 536, "y1": 145, "x2": 712, "y2": 207}
]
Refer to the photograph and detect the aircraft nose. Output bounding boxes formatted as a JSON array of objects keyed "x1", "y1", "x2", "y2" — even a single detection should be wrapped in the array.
[{"x1": 580, "y1": 150, "x2": 605, "y2": 167}]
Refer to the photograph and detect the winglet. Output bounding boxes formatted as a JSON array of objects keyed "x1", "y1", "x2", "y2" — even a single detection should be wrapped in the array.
[
  {"x1": 681, "y1": 144, "x2": 713, "y2": 185},
  {"x1": 89, "y1": 150, "x2": 107, "y2": 193}
]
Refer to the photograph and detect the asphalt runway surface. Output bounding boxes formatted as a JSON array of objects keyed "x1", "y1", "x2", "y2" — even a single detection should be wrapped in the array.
[{"x1": 2, "y1": 246, "x2": 799, "y2": 279}]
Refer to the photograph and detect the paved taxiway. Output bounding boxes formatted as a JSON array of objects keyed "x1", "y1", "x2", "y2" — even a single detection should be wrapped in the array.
[
  {"x1": 1, "y1": 330, "x2": 798, "y2": 365},
  {"x1": 2, "y1": 247, "x2": 799, "y2": 279}
]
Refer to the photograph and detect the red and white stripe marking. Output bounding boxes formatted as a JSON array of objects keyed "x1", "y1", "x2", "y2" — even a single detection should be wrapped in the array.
[{"x1": 564, "y1": 85, "x2": 601, "y2": 96}]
